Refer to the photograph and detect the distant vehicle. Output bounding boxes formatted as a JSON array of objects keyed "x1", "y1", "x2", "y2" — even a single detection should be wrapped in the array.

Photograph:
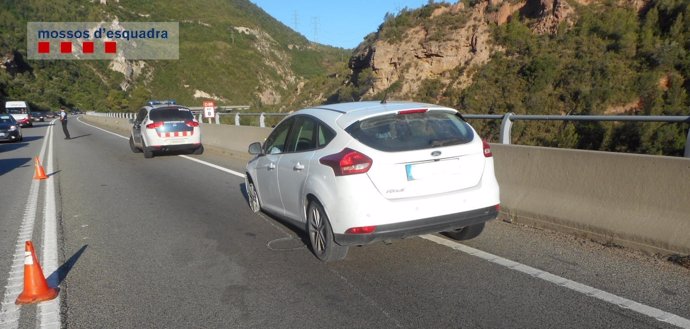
[
  {"x1": 128, "y1": 100, "x2": 204, "y2": 158},
  {"x1": 0, "y1": 114, "x2": 22, "y2": 142},
  {"x1": 5, "y1": 101, "x2": 32, "y2": 127},
  {"x1": 31, "y1": 111, "x2": 45, "y2": 122},
  {"x1": 45, "y1": 112, "x2": 57, "y2": 119},
  {"x1": 245, "y1": 101, "x2": 501, "y2": 261}
]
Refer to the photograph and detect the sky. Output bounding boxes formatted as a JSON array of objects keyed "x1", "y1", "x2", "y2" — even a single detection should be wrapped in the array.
[{"x1": 250, "y1": 0, "x2": 434, "y2": 49}]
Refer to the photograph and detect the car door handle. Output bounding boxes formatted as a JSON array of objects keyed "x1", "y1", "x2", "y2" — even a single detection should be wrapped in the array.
[
  {"x1": 267, "y1": 162, "x2": 276, "y2": 170},
  {"x1": 294, "y1": 162, "x2": 305, "y2": 171}
]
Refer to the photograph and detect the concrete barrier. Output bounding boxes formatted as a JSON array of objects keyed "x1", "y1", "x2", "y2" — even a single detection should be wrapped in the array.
[
  {"x1": 492, "y1": 144, "x2": 690, "y2": 255},
  {"x1": 198, "y1": 123, "x2": 271, "y2": 161},
  {"x1": 83, "y1": 114, "x2": 690, "y2": 255}
]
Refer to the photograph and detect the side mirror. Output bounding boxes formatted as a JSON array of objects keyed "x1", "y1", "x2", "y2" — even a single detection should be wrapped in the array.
[{"x1": 248, "y1": 142, "x2": 263, "y2": 155}]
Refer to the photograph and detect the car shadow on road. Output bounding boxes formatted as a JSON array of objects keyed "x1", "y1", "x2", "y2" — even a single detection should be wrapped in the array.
[
  {"x1": 0, "y1": 157, "x2": 32, "y2": 176},
  {"x1": 0, "y1": 143, "x2": 27, "y2": 153},
  {"x1": 18, "y1": 136, "x2": 43, "y2": 142},
  {"x1": 238, "y1": 183, "x2": 312, "y2": 249},
  {"x1": 0, "y1": 137, "x2": 42, "y2": 152},
  {"x1": 48, "y1": 244, "x2": 88, "y2": 286}
]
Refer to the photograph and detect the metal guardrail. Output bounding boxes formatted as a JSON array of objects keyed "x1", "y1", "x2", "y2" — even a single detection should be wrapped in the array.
[
  {"x1": 89, "y1": 111, "x2": 690, "y2": 157},
  {"x1": 463, "y1": 113, "x2": 690, "y2": 157}
]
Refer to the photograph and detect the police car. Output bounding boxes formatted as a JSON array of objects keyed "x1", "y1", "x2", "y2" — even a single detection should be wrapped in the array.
[{"x1": 129, "y1": 100, "x2": 203, "y2": 158}]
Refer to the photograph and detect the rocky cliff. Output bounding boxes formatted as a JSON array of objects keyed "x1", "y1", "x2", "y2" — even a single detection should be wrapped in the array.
[
  {"x1": 349, "y1": 2, "x2": 497, "y2": 99},
  {"x1": 344, "y1": 0, "x2": 648, "y2": 104}
]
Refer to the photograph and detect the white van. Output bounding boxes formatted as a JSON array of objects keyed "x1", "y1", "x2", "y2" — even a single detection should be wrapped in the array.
[{"x1": 5, "y1": 101, "x2": 33, "y2": 127}]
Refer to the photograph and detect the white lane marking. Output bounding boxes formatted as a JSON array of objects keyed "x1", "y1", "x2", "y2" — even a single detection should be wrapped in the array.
[
  {"x1": 77, "y1": 117, "x2": 246, "y2": 178},
  {"x1": 76, "y1": 117, "x2": 127, "y2": 140},
  {"x1": 0, "y1": 182, "x2": 38, "y2": 329},
  {"x1": 178, "y1": 155, "x2": 245, "y2": 178},
  {"x1": 38, "y1": 124, "x2": 60, "y2": 329},
  {"x1": 0, "y1": 123, "x2": 53, "y2": 329},
  {"x1": 422, "y1": 234, "x2": 690, "y2": 329}
]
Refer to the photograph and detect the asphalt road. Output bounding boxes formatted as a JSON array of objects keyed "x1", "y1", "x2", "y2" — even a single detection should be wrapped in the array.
[{"x1": 1, "y1": 118, "x2": 688, "y2": 329}]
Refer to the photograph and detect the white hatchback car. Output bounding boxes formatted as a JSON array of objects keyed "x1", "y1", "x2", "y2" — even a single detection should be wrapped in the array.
[
  {"x1": 129, "y1": 101, "x2": 203, "y2": 158},
  {"x1": 245, "y1": 101, "x2": 500, "y2": 261}
]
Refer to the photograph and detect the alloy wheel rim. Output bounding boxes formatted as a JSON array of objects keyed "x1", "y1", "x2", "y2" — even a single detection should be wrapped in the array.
[
  {"x1": 309, "y1": 206, "x2": 326, "y2": 254},
  {"x1": 248, "y1": 183, "x2": 259, "y2": 211}
]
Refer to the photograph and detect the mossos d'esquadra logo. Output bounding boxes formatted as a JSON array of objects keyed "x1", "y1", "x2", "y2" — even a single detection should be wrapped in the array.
[{"x1": 27, "y1": 22, "x2": 179, "y2": 60}]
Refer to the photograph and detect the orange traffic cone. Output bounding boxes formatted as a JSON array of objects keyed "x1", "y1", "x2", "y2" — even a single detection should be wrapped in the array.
[
  {"x1": 15, "y1": 241, "x2": 58, "y2": 304},
  {"x1": 33, "y1": 157, "x2": 48, "y2": 180}
]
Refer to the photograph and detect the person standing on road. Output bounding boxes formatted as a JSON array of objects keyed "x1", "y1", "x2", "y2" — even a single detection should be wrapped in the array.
[{"x1": 59, "y1": 107, "x2": 71, "y2": 139}]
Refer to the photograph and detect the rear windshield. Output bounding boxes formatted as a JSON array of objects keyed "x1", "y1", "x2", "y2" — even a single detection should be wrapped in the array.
[
  {"x1": 150, "y1": 107, "x2": 194, "y2": 121},
  {"x1": 7, "y1": 108, "x2": 28, "y2": 114},
  {"x1": 345, "y1": 110, "x2": 474, "y2": 152},
  {"x1": 1, "y1": 115, "x2": 15, "y2": 123}
]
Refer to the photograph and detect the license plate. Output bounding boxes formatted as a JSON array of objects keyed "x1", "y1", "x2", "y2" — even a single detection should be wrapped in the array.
[{"x1": 406, "y1": 159, "x2": 461, "y2": 181}]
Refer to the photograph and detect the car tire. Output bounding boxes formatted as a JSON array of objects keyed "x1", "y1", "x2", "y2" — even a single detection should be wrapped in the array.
[
  {"x1": 443, "y1": 222, "x2": 485, "y2": 241},
  {"x1": 307, "y1": 200, "x2": 348, "y2": 262},
  {"x1": 143, "y1": 144, "x2": 154, "y2": 159},
  {"x1": 193, "y1": 145, "x2": 204, "y2": 155},
  {"x1": 129, "y1": 136, "x2": 142, "y2": 153},
  {"x1": 245, "y1": 178, "x2": 261, "y2": 213}
]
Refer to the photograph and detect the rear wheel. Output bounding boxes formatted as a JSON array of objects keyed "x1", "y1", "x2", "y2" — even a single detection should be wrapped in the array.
[
  {"x1": 193, "y1": 145, "x2": 204, "y2": 155},
  {"x1": 443, "y1": 222, "x2": 485, "y2": 241},
  {"x1": 129, "y1": 136, "x2": 142, "y2": 153},
  {"x1": 307, "y1": 200, "x2": 348, "y2": 262},
  {"x1": 143, "y1": 144, "x2": 154, "y2": 159}
]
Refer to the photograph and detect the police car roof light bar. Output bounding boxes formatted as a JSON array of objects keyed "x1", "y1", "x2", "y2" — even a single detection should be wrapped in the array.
[{"x1": 148, "y1": 99, "x2": 176, "y2": 106}]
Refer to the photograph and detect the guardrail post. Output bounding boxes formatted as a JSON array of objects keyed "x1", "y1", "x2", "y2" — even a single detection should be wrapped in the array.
[
  {"x1": 500, "y1": 112, "x2": 514, "y2": 144},
  {"x1": 683, "y1": 128, "x2": 690, "y2": 158},
  {"x1": 235, "y1": 113, "x2": 240, "y2": 126},
  {"x1": 214, "y1": 113, "x2": 220, "y2": 125},
  {"x1": 260, "y1": 113, "x2": 265, "y2": 128},
  {"x1": 198, "y1": 112, "x2": 203, "y2": 122}
]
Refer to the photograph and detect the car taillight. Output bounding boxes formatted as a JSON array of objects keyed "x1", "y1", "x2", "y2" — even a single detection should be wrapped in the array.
[
  {"x1": 397, "y1": 109, "x2": 428, "y2": 115},
  {"x1": 319, "y1": 148, "x2": 373, "y2": 176},
  {"x1": 345, "y1": 226, "x2": 376, "y2": 234},
  {"x1": 185, "y1": 120, "x2": 199, "y2": 127},
  {"x1": 482, "y1": 140, "x2": 492, "y2": 158},
  {"x1": 146, "y1": 121, "x2": 164, "y2": 129}
]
